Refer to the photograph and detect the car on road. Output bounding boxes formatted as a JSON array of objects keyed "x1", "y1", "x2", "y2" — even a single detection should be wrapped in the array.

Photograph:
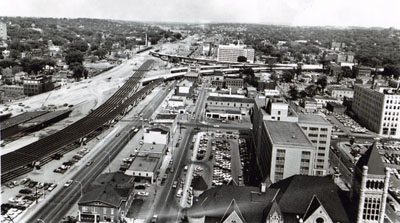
[
  {"x1": 151, "y1": 215, "x2": 158, "y2": 222},
  {"x1": 19, "y1": 189, "x2": 32, "y2": 194},
  {"x1": 135, "y1": 185, "x2": 146, "y2": 190},
  {"x1": 48, "y1": 183, "x2": 57, "y2": 192},
  {"x1": 172, "y1": 181, "x2": 178, "y2": 189},
  {"x1": 86, "y1": 161, "x2": 94, "y2": 166},
  {"x1": 137, "y1": 191, "x2": 149, "y2": 196},
  {"x1": 213, "y1": 125, "x2": 220, "y2": 128},
  {"x1": 64, "y1": 180, "x2": 73, "y2": 188},
  {"x1": 116, "y1": 133, "x2": 120, "y2": 137}
]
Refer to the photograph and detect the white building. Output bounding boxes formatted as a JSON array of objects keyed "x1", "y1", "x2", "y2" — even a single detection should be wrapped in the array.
[
  {"x1": 217, "y1": 44, "x2": 255, "y2": 63},
  {"x1": 143, "y1": 126, "x2": 170, "y2": 145},
  {"x1": 352, "y1": 84, "x2": 400, "y2": 138},
  {"x1": 328, "y1": 87, "x2": 354, "y2": 100},
  {"x1": 0, "y1": 22, "x2": 7, "y2": 40},
  {"x1": 298, "y1": 114, "x2": 332, "y2": 176}
]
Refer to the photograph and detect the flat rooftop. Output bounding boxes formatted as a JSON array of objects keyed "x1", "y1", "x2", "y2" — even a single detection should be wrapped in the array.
[
  {"x1": 298, "y1": 114, "x2": 331, "y2": 126},
  {"x1": 138, "y1": 143, "x2": 166, "y2": 155},
  {"x1": 0, "y1": 111, "x2": 49, "y2": 130},
  {"x1": 207, "y1": 96, "x2": 254, "y2": 103},
  {"x1": 155, "y1": 113, "x2": 177, "y2": 120},
  {"x1": 264, "y1": 121, "x2": 313, "y2": 148},
  {"x1": 127, "y1": 156, "x2": 160, "y2": 173}
]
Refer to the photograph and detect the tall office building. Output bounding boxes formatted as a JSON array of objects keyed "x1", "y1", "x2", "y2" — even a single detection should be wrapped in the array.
[
  {"x1": 217, "y1": 44, "x2": 255, "y2": 63},
  {"x1": 298, "y1": 114, "x2": 332, "y2": 176},
  {"x1": 0, "y1": 22, "x2": 7, "y2": 40},
  {"x1": 352, "y1": 84, "x2": 400, "y2": 138},
  {"x1": 252, "y1": 96, "x2": 332, "y2": 181}
]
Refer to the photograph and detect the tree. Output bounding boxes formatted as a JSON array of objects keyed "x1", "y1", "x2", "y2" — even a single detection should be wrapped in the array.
[
  {"x1": 282, "y1": 71, "x2": 294, "y2": 83},
  {"x1": 299, "y1": 90, "x2": 308, "y2": 98},
  {"x1": 383, "y1": 64, "x2": 400, "y2": 79},
  {"x1": 93, "y1": 48, "x2": 108, "y2": 60},
  {"x1": 65, "y1": 50, "x2": 84, "y2": 65},
  {"x1": 270, "y1": 73, "x2": 278, "y2": 85},
  {"x1": 288, "y1": 85, "x2": 299, "y2": 100},
  {"x1": 68, "y1": 40, "x2": 89, "y2": 52},
  {"x1": 237, "y1": 56, "x2": 247, "y2": 62},
  {"x1": 69, "y1": 62, "x2": 85, "y2": 81},
  {"x1": 316, "y1": 75, "x2": 328, "y2": 95},
  {"x1": 305, "y1": 84, "x2": 318, "y2": 97}
]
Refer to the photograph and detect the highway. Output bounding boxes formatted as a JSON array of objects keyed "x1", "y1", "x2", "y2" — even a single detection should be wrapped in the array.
[{"x1": 27, "y1": 83, "x2": 172, "y2": 223}]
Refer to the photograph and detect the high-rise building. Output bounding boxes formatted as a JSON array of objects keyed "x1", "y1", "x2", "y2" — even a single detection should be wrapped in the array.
[
  {"x1": 263, "y1": 120, "x2": 315, "y2": 183},
  {"x1": 298, "y1": 114, "x2": 332, "y2": 176},
  {"x1": 217, "y1": 44, "x2": 255, "y2": 63},
  {"x1": 352, "y1": 84, "x2": 400, "y2": 138},
  {"x1": 252, "y1": 96, "x2": 332, "y2": 181},
  {"x1": 0, "y1": 22, "x2": 7, "y2": 40},
  {"x1": 352, "y1": 144, "x2": 390, "y2": 223}
]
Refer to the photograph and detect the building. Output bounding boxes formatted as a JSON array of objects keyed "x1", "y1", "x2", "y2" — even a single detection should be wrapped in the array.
[
  {"x1": 205, "y1": 108, "x2": 243, "y2": 120},
  {"x1": 356, "y1": 66, "x2": 372, "y2": 77},
  {"x1": 313, "y1": 95, "x2": 338, "y2": 107},
  {"x1": 206, "y1": 96, "x2": 254, "y2": 110},
  {"x1": 1, "y1": 85, "x2": 24, "y2": 97},
  {"x1": 217, "y1": 44, "x2": 255, "y2": 63},
  {"x1": 186, "y1": 175, "x2": 352, "y2": 223},
  {"x1": 78, "y1": 172, "x2": 135, "y2": 223},
  {"x1": 263, "y1": 121, "x2": 315, "y2": 183},
  {"x1": 328, "y1": 87, "x2": 354, "y2": 100},
  {"x1": 153, "y1": 113, "x2": 178, "y2": 134},
  {"x1": 298, "y1": 114, "x2": 332, "y2": 176},
  {"x1": 175, "y1": 79, "x2": 194, "y2": 97},
  {"x1": 143, "y1": 125, "x2": 170, "y2": 145},
  {"x1": 336, "y1": 52, "x2": 355, "y2": 63},
  {"x1": 352, "y1": 144, "x2": 390, "y2": 223},
  {"x1": 184, "y1": 71, "x2": 199, "y2": 83},
  {"x1": 327, "y1": 101, "x2": 347, "y2": 113},
  {"x1": 252, "y1": 96, "x2": 332, "y2": 179},
  {"x1": 124, "y1": 154, "x2": 162, "y2": 184},
  {"x1": 0, "y1": 22, "x2": 7, "y2": 40},
  {"x1": 23, "y1": 75, "x2": 54, "y2": 96},
  {"x1": 225, "y1": 77, "x2": 244, "y2": 88},
  {"x1": 167, "y1": 96, "x2": 186, "y2": 108},
  {"x1": 352, "y1": 84, "x2": 400, "y2": 138}
]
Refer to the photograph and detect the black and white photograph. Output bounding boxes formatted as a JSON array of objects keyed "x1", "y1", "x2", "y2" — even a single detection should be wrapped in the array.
[{"x1": 0, "y1": 0, "x2": 400, "y2": 222}]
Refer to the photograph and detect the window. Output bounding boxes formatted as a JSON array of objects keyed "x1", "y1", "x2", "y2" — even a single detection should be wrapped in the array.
[
  {"x1": 111, "y1": 209, "x2": 114, "y2": 215},
  {"x1": 103, "y1": 208, "x2": 107, "y2": 214}
]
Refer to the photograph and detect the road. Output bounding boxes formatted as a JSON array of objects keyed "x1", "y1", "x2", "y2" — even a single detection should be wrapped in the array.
[{"x1": 27, "y1": 83, "x2": 172, "y2": 223}]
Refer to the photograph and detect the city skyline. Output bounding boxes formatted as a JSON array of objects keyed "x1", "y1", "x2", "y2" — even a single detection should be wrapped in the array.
[{"x1": 1, "y1": 0, "x2": 399, "y2": 29}]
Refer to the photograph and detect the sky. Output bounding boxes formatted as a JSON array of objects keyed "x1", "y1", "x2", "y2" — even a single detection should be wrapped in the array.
[{"x1": 0, "y1": 0, "x2": 399, "y2": 28}]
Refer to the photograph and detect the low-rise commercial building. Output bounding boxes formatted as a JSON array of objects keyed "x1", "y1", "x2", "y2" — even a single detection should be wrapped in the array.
[
  {"x1": 124, "y1": 154, "x2": 162, "y2": 184},
  {"x1": 143, "y1": 125, "x2": 170, "y2": 145},
  {"x1": 23, "y1": 75, "x2": 54, "y2": 96},
  {"x1": 206, "y1": 96, "x2": 254, "y2": 110},
  {"x1": 78, "y1": 172, "x2": 134, "y2": 223},
  {"x1": 328, "y1": 87, "x2": 354, "y2": 100}
]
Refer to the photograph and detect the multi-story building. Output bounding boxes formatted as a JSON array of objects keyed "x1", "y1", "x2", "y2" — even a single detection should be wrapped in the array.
[
  {"x1": 298, "y1": 114, "x2": 332, "y2": 176},
  {"x1": 352, "y1": 84, "x2": 400, "y2": 138},
  {"x1": 217, "y1": 44, "x2": 255, "y2": 63},
  {"x1": 78, "y1": 172, "x2": 135, "y2": 223},
  {"x1": 352, "y1": 144, "x2": 390, "y2": 223},
  {"x1": 328, "y1": 87, "x2": 354, "y2": 100},
  {"x1": 1, "y1": 85, "x2": 24, "y2": 97},
  {"x1": 0, "y1": 22, "x2": 7, "y2": 40},
  {"x1": 263, "y1": 120, "x2": 315, "y2": 183},
  {"x1": 23, "y1": 75, "x2": 54, "y2": 96},
  {"x1": 175, "y1": 79, "x2": 194, "y2": 98},
  {"x1": 225, "y1": 77, "x2": 244, "y2": 88},
  {"x1": 252, "y1": 96, "x2": 332, "y2": 180},
  {"x1": 143, "y1": 126, "x2": 170, "y2": 145}
]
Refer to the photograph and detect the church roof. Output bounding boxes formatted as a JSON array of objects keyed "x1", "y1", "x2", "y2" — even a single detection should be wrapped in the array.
[
  {"x1": 270, "y1": 175, "x2": 351, "y2": 223},
  {"x1": 220, "y1": 199, "x2": 246, "y2": 223}
]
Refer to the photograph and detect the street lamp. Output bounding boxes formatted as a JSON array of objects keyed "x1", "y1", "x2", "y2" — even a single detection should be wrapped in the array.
[
  {"x1": 75, "y1": 180, "x2": 83, "y2": 199},
  {"x1": 104, "y1": 151, "x2": 111, "y2": 173}
]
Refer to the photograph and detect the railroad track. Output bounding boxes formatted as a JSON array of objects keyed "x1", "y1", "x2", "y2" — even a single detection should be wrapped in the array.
[{"x1": 1, "y1": 60, "x2": 162, "y2": 183}]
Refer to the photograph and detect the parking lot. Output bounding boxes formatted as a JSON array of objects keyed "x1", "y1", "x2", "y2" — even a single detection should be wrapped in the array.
[{"x1": 325, "y1": 111, "x2": 376, "y2": 138}]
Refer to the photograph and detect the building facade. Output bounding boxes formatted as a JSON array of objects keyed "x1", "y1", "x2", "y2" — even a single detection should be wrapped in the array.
[
  {"x1": 217, "y1": 44, "x2": 255, "y2": 63},
  {"x1": 298, "y1": 114, "x2": 332, "y2": 176},
  {"x1": 0, "y1": 22, "x2": 7, "y2": 40},
  {"x1": 328, "y1": 87, "x2": 354, "y2": 100},
  {"x1": 23, "y1": 75, "x2": 54, "y2": 96},
  {"x1": 352, "y1": 84, "x2": 400, "y2": 138}
]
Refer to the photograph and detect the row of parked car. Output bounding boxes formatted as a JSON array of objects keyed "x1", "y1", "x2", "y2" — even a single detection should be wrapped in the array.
[
  {"x1": 212, "y1": 139, "x2": 233, "y2": 186},
  {"x1": 2, "y1": 178, "x2": 58, "y2": 222},
  {"x1": 53, "y1": 148, "x2": 90, "y2": 173}
]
